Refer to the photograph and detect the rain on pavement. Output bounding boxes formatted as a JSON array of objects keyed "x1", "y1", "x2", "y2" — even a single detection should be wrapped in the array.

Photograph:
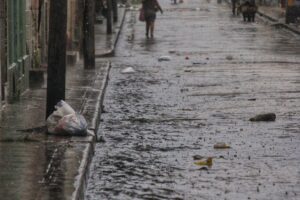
[{"x1": 86, "y1": 0, "x2": 300, "y2": 199}]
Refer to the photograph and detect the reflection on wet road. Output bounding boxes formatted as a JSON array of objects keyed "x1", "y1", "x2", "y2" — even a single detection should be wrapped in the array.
[{"x1": 86, "y1": 0, "x2": 300, "y2": 199}]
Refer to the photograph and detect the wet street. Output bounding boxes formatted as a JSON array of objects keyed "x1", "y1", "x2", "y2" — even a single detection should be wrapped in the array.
[{"x1": 85, "y1": 0, "x2": 300, "y2": 199}]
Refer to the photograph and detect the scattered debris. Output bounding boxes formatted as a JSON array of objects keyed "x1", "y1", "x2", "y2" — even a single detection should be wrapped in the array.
[
  {"x1": 185, "y1": 56, "x2": 189, "y2": 60},
  {"x1": 248, "y1": 98, "x2": 256, "y2": 101},
  {"x1": 193, "y1": 155, "x2": 204, "y2": 160},
  {"x1": 226, "y1": 55, "x2": 233, "y2": 60},
  {"x1": 214, "y1": 142, "x2": 231, "y2": 149},
  {"x1": 250, "y1": 113, "x2": 276, "y2": 122},
  {"x1": 158, "y1": 56, "x2": 171, "y2": 61},
  {"x1": 198, "y1": 166, "x2": 208, "y2": 170},
  {"x1": 98, "y1": 135, "x2": 106, "y2": 143},
  {"x1": 121, "y1": 67, "x2": 136, "y2": 74},
  {"x1": 192, "y1": 61, "x2": 207, "y2": 65},
  {"x1": 194, "y1": 157, "x2": 213, "y2": 166}
]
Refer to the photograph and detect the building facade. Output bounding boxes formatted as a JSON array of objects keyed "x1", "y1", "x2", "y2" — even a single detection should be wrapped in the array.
[
  {"x1": 0, "y1": 0, "x2": 95, "y2": 108},
  {"x1": 0, "y1": 0, "x2": 30, "y2": 104}
]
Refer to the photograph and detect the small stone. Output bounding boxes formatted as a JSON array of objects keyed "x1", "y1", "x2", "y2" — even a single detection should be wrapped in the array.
[
  {"x1": 250, "y1": 113, "x2": 276, "y2": 122},
  {"x1": 158, "y1": 56, "x2": 171, "y2": 61},
  {"x1": 226, "y1": 55, "x2": 233, "y2": 60},
  {"x1": 98, "y1": 135, "x2": 106, "y2": 143},
  {"x1": 214, "y1": 142, "x2": 231, "y2": 149},
  {"x1": 193, "y1": 155, "x2": 204, "y2": 160},
  {"x1": 199, "y1": 166, "x2": 208, "y2": 171}
]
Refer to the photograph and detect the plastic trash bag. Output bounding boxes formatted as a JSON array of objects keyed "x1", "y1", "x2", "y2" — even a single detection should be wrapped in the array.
[
  {"x1": 121, "y1": 67, "x2": 136, "y2": 74},
  {"x1": 55, "y1": 113, "x2": 88, "y2": 136},
  {"x1": 46, "y1": 100, "x2": 87, "y2": 136}
]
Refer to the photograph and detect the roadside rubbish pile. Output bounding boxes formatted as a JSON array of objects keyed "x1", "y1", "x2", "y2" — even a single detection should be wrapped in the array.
[{"x1": 46, "y1": 100, "x2": 88, "y2": 136}]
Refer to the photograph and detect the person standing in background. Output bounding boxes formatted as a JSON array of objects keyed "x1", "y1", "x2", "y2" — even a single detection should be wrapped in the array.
[{"x1": 142, "y1": 0, "x2": 163, "y2": 38}]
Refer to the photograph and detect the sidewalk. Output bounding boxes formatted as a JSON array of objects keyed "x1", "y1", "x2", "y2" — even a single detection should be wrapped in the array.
[
  {"x1": 257, "y1": 5, "x2": 300, "y2": 34},
  {"x1": 0, "y1": 6, "x2": 126, "y2": 200}
]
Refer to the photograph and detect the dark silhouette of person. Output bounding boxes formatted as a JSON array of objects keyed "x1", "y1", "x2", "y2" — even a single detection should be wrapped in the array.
[{"x1": 142, "y1": 0, "x2": 163, "y2": 38}]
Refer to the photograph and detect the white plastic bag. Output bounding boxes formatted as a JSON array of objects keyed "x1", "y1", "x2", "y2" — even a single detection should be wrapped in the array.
[
  {"x1": 55, "y1": 113, "x2": 88, "y2": 136},
  {"x1": 46, "y1": 100, "x2": 87, "y2": 136},
  {"x1": 121, "y1": 67, "x2": 136, "y2": 74}
]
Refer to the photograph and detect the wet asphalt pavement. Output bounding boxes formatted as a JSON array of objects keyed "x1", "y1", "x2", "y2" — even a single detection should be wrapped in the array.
[{"x1": 86, "y1": 0, "x2": 300, "y2": 199}]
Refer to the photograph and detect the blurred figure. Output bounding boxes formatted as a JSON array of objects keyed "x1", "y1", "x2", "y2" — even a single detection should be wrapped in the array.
[
  {"x1": 231, "y1": 0, "x2": 239, "y2": 15},
  {"x1": 142, "y1": 0, "x2": 163, "y2": 38},
  {"x1": 239, "y1": 1, "x2": 257, "y2": 22}
]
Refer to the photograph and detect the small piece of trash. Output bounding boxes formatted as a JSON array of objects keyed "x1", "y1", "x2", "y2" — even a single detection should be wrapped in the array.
[
  {"x1": 158, "y1": 56, "x2": 171, "y2": 61},
  {"x1": 192, "y1": 61, "x2": 207, "y2": 65},
  {"x1": 250, "y1": 113, "x2": 276, "y2": 122},
  {"x1": 121, "y1": 67, "x2": 136, "y2": 74},
  {"x1": 193, "y1": 155, "x2": 204, "y2": 160},
  {"x1": 194, "y1": 157, "x2": 213, "y2": 166},
  {"x1": 214, "y1": 142, "x2": 231, "y2": 149},
  {"x1": 180, "y1": 88, "x2": 189, "y2": 92},
  {"x1": 226, "y1": 55, "x2": 233, "y2": 60},
  {"x1": 199, "y1": 167, "x2": 208, "y2": 170},
  {"x1": 248, "y1": 98, "x2": 256, "y2": 101},
  {"x1": 168, "y1": 50, "x2": 176, "y2": 54},
  {"x1": 98, "y1": 135, "x2": 106, "y2": 143},
  {"x1": 184, "y1": 69, "x2": 192, "y2": 72}
]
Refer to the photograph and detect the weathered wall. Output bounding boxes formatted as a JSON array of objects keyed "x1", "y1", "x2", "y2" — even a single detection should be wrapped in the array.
[{"x1": 0, "y1": 0, "x2": 6, "y2": 103}]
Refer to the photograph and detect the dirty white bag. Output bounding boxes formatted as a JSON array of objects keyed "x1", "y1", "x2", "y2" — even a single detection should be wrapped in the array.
[
  {"x1": 55, "y1": 113, "x2": 88, "y2": 136},
  {"x1": 46, "y1": 100, "x2": 87, "y2": 136}
]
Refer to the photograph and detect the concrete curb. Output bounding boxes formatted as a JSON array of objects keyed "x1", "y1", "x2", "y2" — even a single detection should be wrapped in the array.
[
  {"x1": 71, "y1": 133, "x2": 95, "y2": 200},
  {"x1": 256, "y1": 11, "x2": 277, "y2": 22},
  {"x1": 90, "y1": 62, "x2": 112, "y2": 133},
  {"x1": 71, "y1": 61, "x2": 111, "y2": 200},
  {"x1": 71, "y1": 6, "x2": 128, "y2": 200},
  {"x1": 95, "y1": 8, "x2": 127, "y2": 58}
]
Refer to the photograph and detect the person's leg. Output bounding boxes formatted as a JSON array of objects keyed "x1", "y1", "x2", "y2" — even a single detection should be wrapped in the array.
[
  {"x1": 146, "y1": 21, "x2": 150, "y2": 38},
  {"x1": 150, "y1": 21, "x2": 155, "y2": 37},
  {"x1": 231, "y1": 0, "x2": 236, "y2": 15}
]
